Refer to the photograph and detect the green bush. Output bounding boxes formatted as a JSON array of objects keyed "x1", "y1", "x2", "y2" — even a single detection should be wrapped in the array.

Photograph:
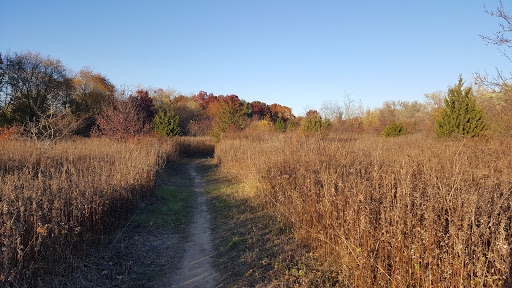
[
  {"x1": 381, "y1": 123, "x2": 408, "y2": 137},
  {"x1": 435, "y1": 76, "x2": 487, "y2": 138},
  {"x1": 287, "y1": 119, "x2": 298, "y2": 130},
  {"x1": 153, "y1": 110, "x2": 181, "y2": 137},
  {"x1": 274, "y1": 117, "x2": 286, "y2": 132},
  {"x1": 301, "y1": 110, "x2": 332, "y2": 136}
]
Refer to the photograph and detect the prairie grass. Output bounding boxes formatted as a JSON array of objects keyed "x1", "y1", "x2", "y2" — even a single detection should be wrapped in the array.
[
  {"x1": 175, "y1": 136, "x2": 215, "y2": 158},
  {"x1": 0, "y1": 136, "x2": 180, "y2": 286},
  {"x1": 216, "y1": 132, "x2": 512, "y2": 287}
]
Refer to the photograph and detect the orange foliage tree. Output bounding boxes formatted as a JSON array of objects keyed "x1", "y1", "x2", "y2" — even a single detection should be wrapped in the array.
[
  {"x1": 71, "y1": 68, "x2": 115, "y2": 135},
  {"x1": 269, "y1": 103, "x2": 294, "y2": 121}
]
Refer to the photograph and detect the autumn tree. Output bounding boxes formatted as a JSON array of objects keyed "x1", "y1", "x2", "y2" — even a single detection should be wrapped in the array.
[
  {"x1": 193, "y1": 91, "x2": 217, "y2": 112},
  {"x1": 149, "y1": 89, "x2": 205, "y2": 135},
  {"x1": 424, "y1": 91, "x2": 446, "y2": 128},
  {"x1": 389, "y1": 100, "x2": 428, "y2": 132},
  {"x1": 92, "y1": 99, "x2": 152, "y2": 139},
  {"x1": 71, "y1": 68, "x2": 115, "y2": 135},
  {"x1": 192, "y1": 91, "x2": 253, "y2": 138},
  {"x1": 269, "y1": 103, "x2": 294, "y2": 121},
  {"x1": 191, "y1": 91, "x2": 299, "y2": 136},
  {"x1": 211, "y1": 97, "x2": 250, "y2": 141},
  {"x1": 128, "y1": 90, "x2": 155, "y2": 128},
  {"x1": 71, "y1": 68, "x2": 115, "y2": 114},
  {"x1": 170, "y1": 95, "x2": 203, "y2": 135},
  {"x1": 151, "y1": 88, "x2": 178, "y2": 112},
  {"x1": 204, "y1": 94, "x2": 241, "y2": 117},
  {"x1": 189, "y1": 91, "x2": 218, "y2": 135},
  {"x1": 320, "y1": 100, "x2": 344, "y2": 124},
  {"x1": 0, "y1": 52, "x2": 73, "y2": 122},
  {"x1": 473, "y1": 84, "x2": 512, "y2": 135},
  {"x1": 250, "y1": 101, "x2": 271, "y2": 120},
  {"x1": 0, "y1": 51, "x2": 78, "y2": 139}
]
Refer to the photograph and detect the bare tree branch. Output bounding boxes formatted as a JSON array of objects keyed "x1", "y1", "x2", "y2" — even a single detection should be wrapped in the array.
[{"x1": 476, "y1": 1, "x2": 512, "y2": 89}]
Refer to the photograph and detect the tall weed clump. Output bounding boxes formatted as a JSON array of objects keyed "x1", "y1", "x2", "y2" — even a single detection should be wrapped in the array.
[
  {"x1": 0, "y1": 137, "x2": 179, "y2": 287},
  {"x1": 216, "y1": 133, "x2": 512, "y2": 287}
]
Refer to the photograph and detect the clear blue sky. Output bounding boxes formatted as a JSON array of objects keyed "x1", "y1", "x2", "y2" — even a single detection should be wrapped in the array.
[{"x1": 0, "y1": 0, "x2": 507, "y2": 115}]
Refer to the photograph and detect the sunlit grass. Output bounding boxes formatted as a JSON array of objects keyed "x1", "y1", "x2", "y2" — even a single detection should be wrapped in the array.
[
  {"x1": 216, "y1": 132, "x2": 512, "y2": 287},
  {"x1": 134, "y1": 185, "x2": 194, "y2": 227}
]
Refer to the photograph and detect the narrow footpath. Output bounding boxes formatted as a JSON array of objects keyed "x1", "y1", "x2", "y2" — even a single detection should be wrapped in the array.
[
  {"x1": 54, "y1": 159, "x2": 320, "y2": 287},
  {"x1": 158, "y1": 161, "x2": 218, "y2": 287},
  {"x1": 55, "y1": 160, "x2": 218, "y2": 287}
]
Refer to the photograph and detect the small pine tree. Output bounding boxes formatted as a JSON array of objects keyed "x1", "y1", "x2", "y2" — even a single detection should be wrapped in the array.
[
  {"x1": 274, "y1": 117, "x2": 286, "y2": 132},
  {"x1": 153, "y1": 110, "x2": 181, "y2": 137},
  {"x1": 435, "y1": 76, "x2": 487, "y2": 138}
]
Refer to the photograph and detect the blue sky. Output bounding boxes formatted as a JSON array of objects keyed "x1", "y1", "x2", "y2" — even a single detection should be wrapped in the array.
[{"x1": 0, "y1": 0, "x2": 507, "y2": 115}]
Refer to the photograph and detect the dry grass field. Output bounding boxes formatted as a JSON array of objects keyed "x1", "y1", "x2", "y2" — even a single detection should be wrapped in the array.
[
  {"x1": 216, "y1": 132, "x2": 512, "y2": 287},
  {"x1": 2, "y1": 130, "x2": 511, "y2": 287},
  {"x1": 0, "y1": 137, "x2": 189, "y2": 286}
]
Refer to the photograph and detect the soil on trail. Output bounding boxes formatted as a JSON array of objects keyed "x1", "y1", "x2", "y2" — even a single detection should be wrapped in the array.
[
  {"x1": 43, "y1": 159, "x2": 329, "y2": 287},
  {"x1": 155, "y1": 161, "x2": 217, "y2": 287},
  {"x1": 53, "y1": 160, "x2": 218, "y2": 288}
]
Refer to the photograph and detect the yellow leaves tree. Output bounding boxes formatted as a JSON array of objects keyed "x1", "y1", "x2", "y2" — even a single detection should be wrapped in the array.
[
  {"x1": 71, "y1": 68, "x2": 115, "y2": 115},
  {"x1": 71, "y1": 68, "x2": 115, "y2": 135}
]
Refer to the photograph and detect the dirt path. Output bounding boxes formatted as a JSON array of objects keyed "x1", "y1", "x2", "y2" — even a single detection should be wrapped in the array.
[
  {"x1": 47, "y1": 159, "x2": 322, "y2": 287},
  {"x1": 166, "y1": 161, "x2": 217, "y2": 287},
  {"x1": 51, "y1": 160, "x2": 217, "y2": 287}
]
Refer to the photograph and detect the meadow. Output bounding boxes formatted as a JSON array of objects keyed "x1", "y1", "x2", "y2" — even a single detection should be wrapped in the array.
[
  {"x1": 0, "y1": 136, "x2": 213, "y2": 286},
  {"x1": 216, "y1": 132, "x2": 512, "y2": 287},
  {"x1": 2, "y1": 128, "x2": 511, "y2": 287}
]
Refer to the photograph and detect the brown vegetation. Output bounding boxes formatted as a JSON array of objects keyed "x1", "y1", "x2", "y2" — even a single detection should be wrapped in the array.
[
  {"x1": 216, "y1": 132, "x2": 512, "y2": 287},
  {"x1": 175, "y1": 136, "x2": 215, "y2": 158},
  {"x1": 0, "y1": 137, "x2": 182, "y2": 286}
]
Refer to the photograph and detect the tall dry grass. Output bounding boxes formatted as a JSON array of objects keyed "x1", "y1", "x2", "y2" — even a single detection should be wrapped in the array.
[
  {"x1": 0, "y1": 137, "x2": 179, "y2": 286},
  {"x1": 175, "y1": 136, "x2": 215, "y2": 158},
  {"x1": 216, "y1": 133, "x2": 512, "y2": 287}
]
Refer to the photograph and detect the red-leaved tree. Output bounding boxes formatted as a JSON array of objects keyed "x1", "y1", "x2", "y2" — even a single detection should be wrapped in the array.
[
  {"x1": 92, "y1": 100, "x2": 152, "y2": 139},
  {"x1": 250, "y1": 101, "x2": 271, "y2": 120},
  {"x1": 128, "y1": 90, "x2": 155, "y2": 127},
  {"x1": 192, "y1": 91, "x2": 217, "y2": 111}
]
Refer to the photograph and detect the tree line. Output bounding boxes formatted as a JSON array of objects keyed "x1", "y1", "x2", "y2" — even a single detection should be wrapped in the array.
[
  {"x1": 0, "y1": 51, "x2": 320, "y2": 141},
  {"x1": 0, "y1": 52, "x2": 511, "y2": 141}
]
